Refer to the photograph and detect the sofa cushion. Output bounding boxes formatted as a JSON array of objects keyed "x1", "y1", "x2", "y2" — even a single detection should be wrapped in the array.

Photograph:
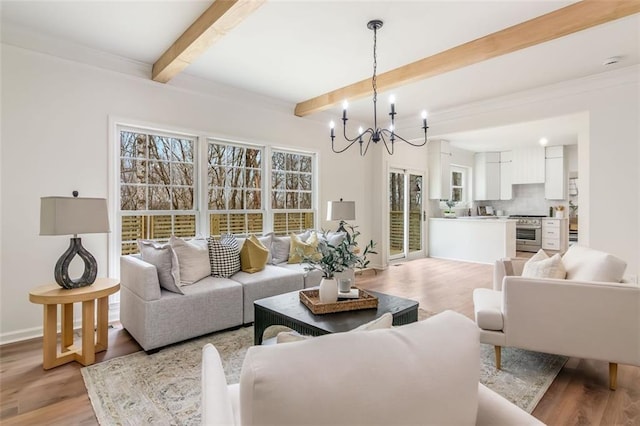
[
  {"x1": 239, "y1": 235, "x2": 269, "y2": 273},
  {"x1": 276, "y1": 312, "x2": 394, "y2": 343},
  {"x1": 207, "y1": 235, "x2": 241, "y2": 278},
  {"x1": 521, "y1": 249, "x2": 566, "y2": 279},
  {"x1": 562, "y1": 245, "x2": 627, "y2": 282},
  {"x1": 288, "y1": 231, "x2": 320, "y2": 264},
  {"x1": 169, "y1": 236, "x2": 210, "y2": 285},
  {"x1": 138, "y1": 240, "x2": 183, "y2": 294},
  {"x1": 240, "y1": 310, "x2": 480, "y2": 425}
]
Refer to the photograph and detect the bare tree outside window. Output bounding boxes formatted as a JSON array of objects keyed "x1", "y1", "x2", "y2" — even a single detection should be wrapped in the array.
[
  {"x1": 271, "y1": 150, "x2": 314, "y2": 235},
  {"x1": 119, "y1": 129, "x2": 196, "y2": 254},
  {"x1": 208, "y1": 140, "x2": 263, "y2": 236}
]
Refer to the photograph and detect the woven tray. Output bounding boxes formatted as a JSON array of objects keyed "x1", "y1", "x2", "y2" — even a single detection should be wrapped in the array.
[{"x1": 299, "y1": 288, "x2": 378, "y2": 315}]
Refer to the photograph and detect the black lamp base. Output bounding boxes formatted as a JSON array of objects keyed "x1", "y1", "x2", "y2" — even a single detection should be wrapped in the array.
[{"x1": 54, "y1": 237, "x2": 98, "y2": 289}]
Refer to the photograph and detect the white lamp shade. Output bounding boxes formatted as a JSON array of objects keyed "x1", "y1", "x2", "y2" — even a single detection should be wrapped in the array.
[
  {"x1": 327, "y1": 200, "x2": 356, "y2": 221},
  {"x1": 40, "y1": 196, "x2": 110, "y2": 236}
]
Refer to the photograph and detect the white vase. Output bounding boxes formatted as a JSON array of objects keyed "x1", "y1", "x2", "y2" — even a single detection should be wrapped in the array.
[{"x1": 319, "y1": 278, "x2": 338, "y2": 303}]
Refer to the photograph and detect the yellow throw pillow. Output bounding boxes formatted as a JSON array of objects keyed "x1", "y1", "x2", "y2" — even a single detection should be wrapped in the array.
[
  {"x1": 240, "y1": 235, "x2": 269, "y2": 273},
  {"x1": 288, "y1": 232, "x2": 321, "y2": 264}
]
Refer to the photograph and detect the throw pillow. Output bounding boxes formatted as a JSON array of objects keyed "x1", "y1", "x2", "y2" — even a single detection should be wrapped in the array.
[
  {"x1": 270, "y1": 235, "x2": 291, "y2": 264},
  {"x1": 521, "y1": 249, "x2": 566, "y2": 279},
  {"x1": 561, "y1": 244, "x2": 627, "y2": 282},
  {"x1": 207, "y1": 234, "x2": 241, "y2": 278},
  {"x1": 319, "y1": 231, "x2": 346, "y2": 247},
  {"x1": 169, "y1": 236, "x2": 210, "y2": 285},
  {"x1": 138, "y1": 240, "x2": 183, "y2": 294},
  {"x1": 276, "y1": 312, "x2": 394, "y2": 344},
  {"x1": 240, "y1": 235, "x2": 270, "y2": 273},
  {"x1": 288, "y1": 231, "x2": 321, "y2": 264}
]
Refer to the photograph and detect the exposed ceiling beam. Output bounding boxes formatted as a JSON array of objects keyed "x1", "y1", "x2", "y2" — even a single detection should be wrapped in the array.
[
  {"x1": 153, "y1": 0, "x2": 265, "y2": 83},
  {"x1": 294, "y1": 0, "x2": 640, "y2": 117}
]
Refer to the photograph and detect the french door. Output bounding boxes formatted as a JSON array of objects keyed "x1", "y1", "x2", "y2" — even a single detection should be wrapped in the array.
[{"x1": 389, "y1": 169, "x2": 425, "y2": 261}]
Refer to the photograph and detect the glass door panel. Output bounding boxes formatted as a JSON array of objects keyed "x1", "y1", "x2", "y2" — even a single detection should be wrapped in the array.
[
  {"x1": 408, "y1": 174, "x2": 422, "y2": 254},
  {"x1": 389, "y1": 171, "x2": 405, "y2": 258}
]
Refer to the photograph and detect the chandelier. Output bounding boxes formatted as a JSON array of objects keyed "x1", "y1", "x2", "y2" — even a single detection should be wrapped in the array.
[{"x1": 330, "y1": 19, "x2": 429, "y2": 156}]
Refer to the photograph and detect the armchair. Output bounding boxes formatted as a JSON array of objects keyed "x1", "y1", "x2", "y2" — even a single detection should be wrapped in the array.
[
  {"x1": 202, "y1": 311, "x2": 542, "y2": 425},
  {"x1": 474, "y1": 246, "x2": 640, "y2": 390}
]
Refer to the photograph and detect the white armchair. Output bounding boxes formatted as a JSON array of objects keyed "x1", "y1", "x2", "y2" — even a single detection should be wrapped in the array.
[
  {"x1": 474, "y1": 245, "x2": 640, "y2": 390},
  {"x1": 202, "y1": 311, "x2": 542, "y2": 425}
]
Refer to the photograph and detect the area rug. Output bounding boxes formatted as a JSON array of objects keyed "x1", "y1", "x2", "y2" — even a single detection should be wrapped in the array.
[{"x1": 82, "y1": 311, "x2": 567, "y2": 425}]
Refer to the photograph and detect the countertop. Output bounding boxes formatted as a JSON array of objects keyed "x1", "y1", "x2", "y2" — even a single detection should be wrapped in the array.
[{"x1": 430, "y1": 216, "x2": 516, "y2": 222}]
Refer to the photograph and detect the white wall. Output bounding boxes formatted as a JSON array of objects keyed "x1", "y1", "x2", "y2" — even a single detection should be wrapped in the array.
[
  {"x1": 430, "y1": 66, "x2": 639, "y2": 279},
  {"x1": 0, "y1": 45, "x2": 374, "y2": 343}
]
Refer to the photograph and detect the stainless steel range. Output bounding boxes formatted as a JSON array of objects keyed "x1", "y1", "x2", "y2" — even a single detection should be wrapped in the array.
[{"x1": 509, "y1": 215, "x2": 545, "y2": 252}]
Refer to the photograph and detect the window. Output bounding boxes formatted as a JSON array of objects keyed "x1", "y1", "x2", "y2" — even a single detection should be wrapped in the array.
[
  {"x1": 449, "y1": 165, "x2": 469, "y2": 206},
  {"x1": 115, "y1": 125, "x2": 318, "y2": 254},
  {"x1": 119, "y1": 129, "x2": 197, "y2": 254},
  {"x1": 271, "y1": 150, "x2": 315, "y2": 235},
  {"x1": 208, "y1": 140, "x2": 264, "y2": 237}
]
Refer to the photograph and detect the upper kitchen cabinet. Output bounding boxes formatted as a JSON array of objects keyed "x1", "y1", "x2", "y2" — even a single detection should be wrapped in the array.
[
  {"x1": 429, "y1": 140, "x2": 451, "y2": 200},
  {"x1": 545, "y1": 145, "x2": 567, "y2": 200},
  {"x1": 512, "y1": 146, "x2": 545, "y2": 184},
  {"x1": 500, "y1": 151, "x2": 513, "y2": 200},
  {"x1": 474, "y1": 152, "x2": 500, "y2": 200}
]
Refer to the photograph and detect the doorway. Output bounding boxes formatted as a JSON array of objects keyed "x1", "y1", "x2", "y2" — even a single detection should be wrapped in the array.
[{"x1": 389, "y1": 169, "x2": 425, "y2": 261}]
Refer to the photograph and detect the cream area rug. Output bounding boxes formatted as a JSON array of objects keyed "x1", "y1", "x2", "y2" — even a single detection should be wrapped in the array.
[{"x1": 82, "y1": 312, "x2": 567, "y2": 425}]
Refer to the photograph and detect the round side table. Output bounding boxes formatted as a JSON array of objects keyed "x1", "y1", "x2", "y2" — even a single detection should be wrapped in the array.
[{"x1": 29, "y1": 278, "x2": 120, "y2": 369}]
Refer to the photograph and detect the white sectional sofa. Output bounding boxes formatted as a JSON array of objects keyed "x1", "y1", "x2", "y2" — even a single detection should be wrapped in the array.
[{"x1": 120, "y1": 232, "x2": 351, "y2": 352}]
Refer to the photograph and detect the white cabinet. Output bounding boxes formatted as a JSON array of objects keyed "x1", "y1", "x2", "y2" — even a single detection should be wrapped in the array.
[
  {"x1": 500, "y1": 151, "x2": 512, "y2": 200},
  {"x1": 512, "y1": 146, "x2": 545, "y2": 184},
  {"x1": 542, "y1": 218, "x2": 569, "y2": 253},
  {"x1": 545, "y1": 146, "x2": 567, "y2": 200},
  {"x1": 429, "y1": 140, "x2": 451, "y2": 200},
  {"x1": 474, "y1": 152, "x2": 500, "y2": 201}
]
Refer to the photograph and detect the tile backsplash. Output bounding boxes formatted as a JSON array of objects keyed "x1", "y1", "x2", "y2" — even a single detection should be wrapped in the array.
[{"x1": 476, "y1": 184, "x2": 568, "y2": 216}]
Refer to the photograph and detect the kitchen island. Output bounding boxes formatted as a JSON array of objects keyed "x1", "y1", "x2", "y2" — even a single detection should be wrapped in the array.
[{"x1": 429, "y1": 217, "x2": 517, "y2": 264}]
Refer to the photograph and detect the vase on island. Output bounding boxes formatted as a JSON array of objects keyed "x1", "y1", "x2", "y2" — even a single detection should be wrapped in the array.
[{"x1": 319, "y1": 277, "x2": 338, "y2": 303}]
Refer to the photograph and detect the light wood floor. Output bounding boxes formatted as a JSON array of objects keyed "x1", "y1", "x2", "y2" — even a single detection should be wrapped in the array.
[{"x1": 1, "y1": 257, "x2": 638, "y2": 425}]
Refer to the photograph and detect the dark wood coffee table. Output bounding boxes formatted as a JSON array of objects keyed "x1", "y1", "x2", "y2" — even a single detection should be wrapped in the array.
[{"x1": 253, "y1": 289, "x2": 419, "y2": 344}]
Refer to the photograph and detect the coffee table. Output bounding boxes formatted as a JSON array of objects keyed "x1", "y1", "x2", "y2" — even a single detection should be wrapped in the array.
[{"x1": 253, "y1": 289, "x2": 419, "y2": 344}]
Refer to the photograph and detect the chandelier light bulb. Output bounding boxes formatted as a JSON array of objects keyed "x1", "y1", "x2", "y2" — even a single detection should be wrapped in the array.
[
  {"x1": 342, "y1": 100, "x2": 349, "y2": 110},
  {"x1": 358, "y1": 126, "x2": 363, "y2": 134},
  {"x1": 389, "y1": 95, "x2": 395, "y2": 104},
  {"x1": 330, "y1": 121, "x2": 335, "y2": 129},
  {"x1": 389, "y1": 124, "x2": 395, "y2": 132},
  {"x1": 421, "y1": 110, "x2": 428, "y2": 119}
]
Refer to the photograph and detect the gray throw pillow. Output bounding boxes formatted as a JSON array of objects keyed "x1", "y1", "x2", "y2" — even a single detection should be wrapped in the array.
[
  {"x1": 138, "y1": 240, "x2": 183, "y2": 294},
  {"x1": 270, "y1": 235, "x2": 291, "y2": 264}
]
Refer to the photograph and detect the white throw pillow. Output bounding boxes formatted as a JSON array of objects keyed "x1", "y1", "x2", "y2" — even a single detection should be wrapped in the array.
[
  {"x1": 138, "y1": 240, "x2": 183, "y2": 294},
  {"x1": 270, "y1": 235, "x2": 291, "y2": 264},
  {"x1": 276, "y1": 312, "x2": 393, "y2": 344},
  {"x1": 562, "y1": 244, "x2": 627, "y2": 282},
  {"x1": 169, "y1": 236, "x2": 210, "y2": 285},
  {"x1": 521, "y1": 249, "x2": 566, "y2": 279}
]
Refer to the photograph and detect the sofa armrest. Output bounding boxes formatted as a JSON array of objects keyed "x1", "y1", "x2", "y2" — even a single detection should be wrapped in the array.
[
  {"x1": 493, "y1": 258, "x2": 528, "y2": 290},
  {"x1": 476, "y1": 383, "x2": 544, "y2": 425},
  {"x1": 502, "y1": 276, "x2": 640, "y2": 366},
  {"x1": 120, "y1": 255, "x2": 162, "y2": 301},
  {"x1": 202, "y1": 344, "x2": 236, "y2": 426}
]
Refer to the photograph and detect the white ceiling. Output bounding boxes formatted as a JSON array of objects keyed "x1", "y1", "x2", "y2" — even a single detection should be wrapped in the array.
[{"x1": 2, "y1": 1, "x2": 638, "y2": 151}]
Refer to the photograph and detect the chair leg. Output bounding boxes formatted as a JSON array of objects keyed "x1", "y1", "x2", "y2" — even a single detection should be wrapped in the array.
[
  {"x1": 609, "y1": 363, "x2": 617, "y2": 390},
  {"x1": 494, "y1": 345, "x2": 501, "y2": 370}
]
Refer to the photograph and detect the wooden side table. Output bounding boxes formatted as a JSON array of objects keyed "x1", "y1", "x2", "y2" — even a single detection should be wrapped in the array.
[{"x1": 29, "y1": 278, "x2": 120, "y2": 369}]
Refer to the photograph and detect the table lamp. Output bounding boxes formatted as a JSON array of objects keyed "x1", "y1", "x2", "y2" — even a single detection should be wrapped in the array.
[
  {"x1": 40, "y1": 192, "x2": 110, "y2": 289},
  {"x1": 327, "y1": 199, "x2": 355, "y2": 233}
]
